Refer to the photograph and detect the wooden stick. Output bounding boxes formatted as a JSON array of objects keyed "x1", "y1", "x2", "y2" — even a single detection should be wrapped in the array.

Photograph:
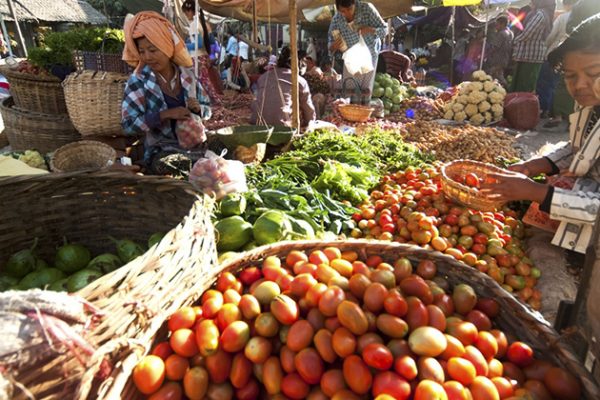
[{"x1": 289, "y1": 0, "x2": 300, "y2": 130}]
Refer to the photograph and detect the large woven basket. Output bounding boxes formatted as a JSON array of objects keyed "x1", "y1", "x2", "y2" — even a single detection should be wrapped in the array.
[
  {"x1": 0, "y1": 97, "x2": 80, "y2": 153},
  {"x1": 116, "y1": 240, "x2": 600, "y2": 400},
  {"x1": 63, "y1": 71, "x2": 128, "y2": 137},
  {"x1": 50, "y1": 140, "x2": 117, "y2": 173},
  {"x1": 73, "y1": 50, "x2": 133, "y2": 75},
  {"x1": 0, "y1": 66, "x2": 68, "y2": 114},
  {"x1": 441, "y1": 159, "x2": 506, "y2": 211},
  {"x1": 0, "y1": 171, "x2": 217, "y2": 400},
  {"x1": 338, "y1": 103, "x2": 375, "y2": 122}
]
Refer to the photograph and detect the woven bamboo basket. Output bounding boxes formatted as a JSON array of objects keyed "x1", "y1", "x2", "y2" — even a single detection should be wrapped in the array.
[
  {"x1": 63, "y1": 71, "x2": 128, "y2": 137},
  {"x1": 73, "y1": 51, "x2": 133, "y2": 75},
  {"x1": 0, "y1": 66, "x2": 67, "y2": 114},
  {"x1": 338, "y1": 104, "x2": 375, "y2": 122},
  {"x1": 0, "y1": 97, "x2": 81, "y2": 153},
  {"x1": 50, "y1": 140, "x2": 117, "y2": 173},
  {"x1": 0, "y1": 171, "x2": 217, "y2": 400},
  {"x1": 441, "y1": 159, "x2": 506, "y2": 212},
  {"x1": 117, "y1": 240, "x2": 600, "y2": 400}
]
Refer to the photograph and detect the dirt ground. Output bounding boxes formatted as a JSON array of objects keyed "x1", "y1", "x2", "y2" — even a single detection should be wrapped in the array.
[{"x1": 512, "y1": 118, "x2": 580, "y2": 325}]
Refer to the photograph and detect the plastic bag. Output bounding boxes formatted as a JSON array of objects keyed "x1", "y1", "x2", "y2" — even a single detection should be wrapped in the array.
[
  {"x1": 189, "y1": 150, "x2": 247, "y2": 199},
  {"x1": 176, "y1": 114, "x2": 206, "y2": 150},
  {"x1": 343, "y1": 35, "x2": 373, "y2": 75}
]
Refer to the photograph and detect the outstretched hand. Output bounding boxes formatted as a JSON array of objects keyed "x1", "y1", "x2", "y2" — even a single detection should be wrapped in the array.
[{"x1": 479, "y1": 170, "x2": 549, "y2": 204}]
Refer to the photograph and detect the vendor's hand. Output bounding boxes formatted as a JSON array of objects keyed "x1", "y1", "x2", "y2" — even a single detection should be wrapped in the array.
[
  {"x1": 330, "y1": 37, "x2": 343, "y2": 52},
  {"x1": 358, "y1": 26, "x2": 375, "y2": 36},
  {"x1": 479, "y1": 170, "x2": 549, "y2": 204},
  {"x1": 161, "y1": 107, "x2": 191, "y2": 121},
  {"x1": 507, "y1": 157, "x2": 555, "y2": 177}
]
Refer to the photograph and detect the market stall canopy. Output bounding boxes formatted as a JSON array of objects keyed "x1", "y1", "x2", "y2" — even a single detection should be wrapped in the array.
[
  {"x1": 443, "y1": 0, "x2": 481, "y2": 5},
  {"x1": 0, "y1": 0, "x2": 108, "y2": 24},
  {"x1": 193, "y1": 0, "x2": 414, "y2": 25},
  {"x1": 405, "y1": 6, "x2": 486, "y2": 30}
]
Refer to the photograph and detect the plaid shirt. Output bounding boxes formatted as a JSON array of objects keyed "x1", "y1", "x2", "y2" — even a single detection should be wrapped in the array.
[
  {"x1": 327, "y1": 0, "x2": 387, "y2": 65},
  {"x1": 513, "y1": 10, "x2": 549, "y2": 63},
  {"x1": 122, "y1": 65, "x2": 211, "y2": 160}
]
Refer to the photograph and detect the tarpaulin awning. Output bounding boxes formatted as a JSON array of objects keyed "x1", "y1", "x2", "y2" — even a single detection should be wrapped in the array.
[
  {"x1": 405, "y1": 6, "x2": 487, "y2": 30},
  {"x1": 194, "y1": 0, "x2": 413, "y2": 25},
  {"x1": 443, "y1": 0, "x2": 482, "y2": 6}
]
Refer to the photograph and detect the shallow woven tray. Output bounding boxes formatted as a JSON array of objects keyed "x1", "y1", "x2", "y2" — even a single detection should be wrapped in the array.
[
  {"x1": 339, "y1": 104, "x2": 374, "y2": 122},
  {"x1": 50, "y1": 140, "x2": 117, "y2": 173},
  {"x1": 0, "y1": 66, "x2": 68, "y2": 114},
  {"x1": 441, "y1": 159, "x2": 506, "y2": 211},
  {"x1": 0, "y1": 97, "x2": 80, "y2": 153},
  {"x1": 63, "y1": 71, "x2": 128, "y2": 137},
  {"x1": 0, "y1": 171, "x2": 216, "y2": 400}
]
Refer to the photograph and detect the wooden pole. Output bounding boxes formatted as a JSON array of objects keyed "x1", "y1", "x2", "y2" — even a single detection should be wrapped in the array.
[
  {"x1": 6, "y1": 0, "x2": 26, "y2": 57},
  {"x1": 289, "y1": 0, "x2": 299, "y2": 130},
  {"x1": 252, "y1": 0, "x2": 258, "y2": 44}
]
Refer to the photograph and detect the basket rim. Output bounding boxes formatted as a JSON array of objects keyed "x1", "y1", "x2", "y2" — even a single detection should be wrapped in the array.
[
  {"x1": 50, "y1": 140, "x2": 117, "y2": 168},
  {"x1": 0, "y1": 65, "x2": 62, "y2": 83}
]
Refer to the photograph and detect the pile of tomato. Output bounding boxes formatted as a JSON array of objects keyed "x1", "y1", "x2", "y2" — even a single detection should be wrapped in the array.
[
  {"x1": 133, "y1": 246, "x2": 581, "y2": 399},
  {"x1": 350, "y1": 164, "x2": 542, "y2": 310}
]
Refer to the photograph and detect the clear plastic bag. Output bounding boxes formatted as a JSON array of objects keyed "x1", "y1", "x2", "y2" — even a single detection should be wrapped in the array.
[
  {"x1": 189, "y1": 150, "x2": 247, "y2": 199},
  {"x1": 176, "y1": 114, "x2": 207, "y2": 150},
  {"x1": 343, "y1": 35, "x2": 373, "y2": 75}
]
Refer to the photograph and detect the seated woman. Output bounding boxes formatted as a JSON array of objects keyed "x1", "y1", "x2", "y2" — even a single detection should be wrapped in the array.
[
  {"x1": 222, "y1": 56, "x2": 251, "y2": 92},
  {"x1": 121, "y1": 11, "x2": 211, "y2": 176},
  {"x1": 250, "y1": 47, "x2": 316, "y2": 128}
]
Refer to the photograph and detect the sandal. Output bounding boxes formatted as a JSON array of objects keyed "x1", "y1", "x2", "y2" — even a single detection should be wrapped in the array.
[{"x1": 543, "y1": 118, "x2": 562, "y2": 128}]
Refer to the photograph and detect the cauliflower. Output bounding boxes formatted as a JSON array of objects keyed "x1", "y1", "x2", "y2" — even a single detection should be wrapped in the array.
[
  {"x1": 18, "y1": 150, "x2": 47, "y2": 170},
  {"x1": 484, "y1": 112, "x2": 493, "y2": 124},
  {"x1": 479, "y1": 101, "x2": 491, "y2": 113},
  {"x1": 458, "y1": 82, "x2": 471, "y2": 93},
  {"x1": 444, "y1": 110, "x2": 455, "y2": 120},
  {"x1": 484, "y1": 74, "x2": 493, "y2": 81},
  {"x1": 470, "y1": 113, "x2": 485, "y2": 125},
  {"x1": 496, "y1": 86, "x2": 507, "y2": 96},
  {"x1": 489, "y1": 91, "x2": 505, "y2": 104},
  {"x1": 491, "y1": 103, "x2": 503, "y2": 115},
  {"x1": 472, "y1": 70, "x2": 486, "y2": 81},
  {"x1": 468, "y1": 91, "x2": 487, "y2": 104},
  {"x1": 454, "y1": 111, "x2": 467, "y2": 122},
  {"x1": 456, "y1": 95, "x2": 469, "y2": 105},
  {"x1": 443, "y1": 103, "x2": 452, "y2": 113},
  {"x1": 452, "y1": 103, "x2": 465, "y2": 113},
  {"x1": 465, "y1": 103, "x2": 479, "y2": 117},
  {"x1": 470, "y1": 82, "x2": 484, "y2": 92},
  {"x1": 483, "y1": 81, "x2": 496, "y2": 93}
]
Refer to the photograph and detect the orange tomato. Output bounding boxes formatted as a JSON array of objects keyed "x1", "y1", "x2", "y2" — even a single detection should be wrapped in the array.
[
  {"x1": 282, "y1": 372, "x2": 310, "y2": 399},
  {"x1": 170, "y1": 329, "x2": 199, "y2": 358},
  {"x1": 363, "y1": 282, "x2": 388, "y2": 313},
  {"x1": 204, "y1": 348, "x2": 232, "y2": 383},
  {"x1": 469, "y1": 376, "x2": 500, "y2": 400},
  {"x1": 372, "y1": 371, "x2": 411, "y2": 400},
  {"x1": 318, "y1": 286, "x2": 346, "y2": 317},
  {"x1": 320, "y1": 369, "x2": 347, "y2": 397},
  {"x1": 244, "y1": 336, "x2": 272, "y2": 364},
  {"x1": 133, "y1": 355, "x2": 165, "y2": 395},
  {"x1": 295, "y1": 348, "x2": 324, "y2": 385},
  {"x1": 447, "y1": 357, "x2": 476, "y2": 386},
  {"x1": 165, "y1": 353, "x2": 189, "y2": 381},
  {"x1": 443, "y1": 380, "x2": 469, "y2": 400},
  {"x1": 195, "y1": 319, "x2": 219, "y2": 357},
  {"x1": 394, "y1": 355, "x2": 418, "y2": 380},
  {"x1": 183, "y1": 366, "x2": 209, "y2": 400},
  {"x1": 414, "y1": 379, "x2": 448, "y2": 400},
  {"x1": 230, "y1": 353, "x2": 253, "y2": 389},
  {"x1": 314, "y1": 329, "x2": 337, "y2": 363},
  {"x1": 151, "y1": 342, "x2": 174, "y2": 361},
  {"x1": 332, "y1": 327, "x2": 357, "y2": 358},
  {"x1": 287, "y1": 319, "x2": 315, "y2": 352},
  {"x1": 168, "y1": 307, "x2": 197, "y2": 332},
  {"x1": 343, "y1": 354, "x2": 373, "y2": 395}
]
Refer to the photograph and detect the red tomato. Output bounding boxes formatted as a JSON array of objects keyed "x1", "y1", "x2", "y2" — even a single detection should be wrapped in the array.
[
  {"x1": 372, "y1": 371, "x2": 411, "y2": 400},
  {"x1": 362, "y1": 343, "x2": 394, "y2": 370},
  {"x1": 464, "y1": 173, "x2": 480, "y2": 188},
  {"x1": 506, "y1": 342, "x2": 534, "y2": 367}
]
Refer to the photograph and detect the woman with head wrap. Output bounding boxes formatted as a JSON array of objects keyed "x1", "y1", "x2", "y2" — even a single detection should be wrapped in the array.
[
  {"x1": 511, "y1": 0, "x2": 556, "y2": 92},
  {"x1": 121, "y1": 11, "x2": 212, "y2": 176}
]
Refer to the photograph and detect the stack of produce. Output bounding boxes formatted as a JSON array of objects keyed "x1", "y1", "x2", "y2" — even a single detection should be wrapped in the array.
[
  {"x1": 372, "y1": 73, "x2": 412, "y2": 117},
  {"x1": 393, "y1": 120, "x2": 519, "y2": 164},
  {"x1": 133, "y1": 246, "x2": 582, "y2": 399},
  {"x1": 352, "y1": 163, "x2": 541, "y2": 309},
  {"x1": 394, "y1": 97, "x2": 444, "y2": 121},
  {"x1": 4, "y1": 150, "x2": 48, "y2": 170},
  {"x1": 213, "y1": 128, "x2": 432, "y2": 254},
  {"x1": 0, "y1": 234, "x2": 162, "y2": 293},
  {"x1": 442, "y1": 71, "x2": 506, "y2": 126},
  {"x1": 204, "y1": 107, "x2": 252, "y2": 131}
]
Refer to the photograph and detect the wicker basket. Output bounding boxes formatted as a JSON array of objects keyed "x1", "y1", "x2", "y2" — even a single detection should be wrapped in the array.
[
  {"x1": 338, "y1": 104, "x2": 375, "y2": 122},
  {"x1": 0, "y1": 66, "x2": 68, "y2": 114},
  {"x1": 50, "y1": 140, "x2": 117, "y2": 173},
  {"x1": 205, "y1": 240, "x2": 598, "y2": 399},
  {"x1": 441, "y1": 159, "x2": 506, "y2": 212},
  {"x1": 73, "y1": 50, "x2": 133, "y2": 75},
  {"x1": 63, "y1": 71, "x2": 128, "y2": 137},
  {"x1": 0, "y1": 97, "x2": 81, "y2": 153},
  {"x1": 0, "y1": 171, "x2": 216, "y2": 400}
]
